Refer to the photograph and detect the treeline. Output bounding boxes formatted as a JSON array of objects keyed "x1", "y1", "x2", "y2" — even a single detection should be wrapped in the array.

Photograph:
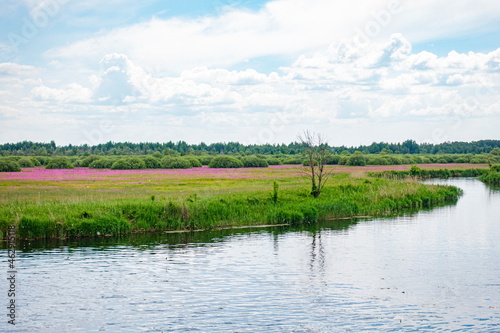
[{"x1": 1, "y1": 139, "x2": 500, "y2": 157}]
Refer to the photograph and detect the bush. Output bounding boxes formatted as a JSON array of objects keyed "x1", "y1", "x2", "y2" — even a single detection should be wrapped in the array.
[
  {"x1": 282, "y1": 156, "x2": 303, "y2": 165},
  {"x1": 183, "y1": 156, "x2": 202, "y2": 168},
  {"x1": 110, "y1": 158, "x2": 147, "y2": 170},
  {"x1": 302, "y1": 159, "x2": 317, "y2": 166},
  {"x1": 46, "y1": 157, "x2": 74, "y2": 169},
  {"x1": 34, "y1": 156, "x2": 50, "y2": 166},
  {"x1": 338, "y1": 155, "x2": 349, "y2": 165},
  {"x1": 241, "y1": 156, "x2": 269, "y2": 168},
  {"x1": 89, "y1": 158, "x2": 114, "y2": 169},
  {"x1": 454, "y1": 157, "x2": 469, "y2": 163},
  {"x1": 0, "y1": 160, "x2": 21, "y2": 172},
  {"x1": 470, "y1": 156, "x2": 488, "y2": 164},
  {"x1": 30, "y1": 157, "x2": 41, "y2": 166},
  {"x1": 80, "y1": 155, "x2": 101, "y2": 167},
  {"x1": 143, "y1": 156, "x2": 161, "y2": 169},
  {"x1": 197, "y1": 155, "x2": 214, "y2": 166},
  {"x1": 386, "y1": 155, "x2": 402, "y2": 165},
  {"x1": 161, "y1": 156, "x2": 192, "y2": 169},
  {"x1": 324, "y1": 154, "x2": 340, "y2": 165},
  {"x1": 208, "y1": 156, "x2": 244, "y2": 168},
  {"x1": 18, "y1": 157, "x2": 35, "y2": 168},
  {"x1": 266, "y1": 158, "x2": 282, "y2": 165},
  {"x1": 347, "y1": 151, "x2": 366, "y2": 166},
  {"x1": 367, "y1": 156, "x2": 389, "y2": 165}
]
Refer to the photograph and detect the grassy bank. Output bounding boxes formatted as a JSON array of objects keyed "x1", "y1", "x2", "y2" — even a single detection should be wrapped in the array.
[
  {"x1": 479, "y1": 165, "x2": 500, "y2": 185},
  {"x1": 1, "y1": 173, "x2": 461, "y2": 239},
  {"x1": 368, "y1": 167, "x2": 487, "y2": 180}
]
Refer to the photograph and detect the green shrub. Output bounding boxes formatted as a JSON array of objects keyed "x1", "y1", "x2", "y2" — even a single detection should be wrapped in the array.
[
  {"x1": 161, "y1": 156, "x2": 192, "y2": 169},
  {"x1": 0, "y1": 160, "x2": 21, "y2": 172},
  {"x1": 367, "y1": 156, "x2": 389, "y2": 165},
  {"x1": 324, "y1": 154, "x2": 340, "y2": 165},
  {"x1": 18, "y1": 157, "x2": 35, "y2": 168},
  {"x1": 30, "y1": 157, "x2": 41, "y2": 166},
  {"x1": 470, "y1": 156, "x2": 488, "y2": 164},
  {"x1": 34, "y1": 156, "x2": 50, "y2": 165},
  {"x1": 197, "y1": 155, "x2": 214, "y2": 165},
  {"x1": 454, "y1": 157, "x2": 469, "y2": 163},
  {"x1": 266, "y1": 158, "x2": 282, "y2": 165},
  {"x1": 302, "y1": 159, "x2": 317, "y2": 166},
  {"x1": 242, "y1": 156, "x2": 269, "y2": 168},
  {"x1": 80, "y1": 155, "x2": 101, "y2": 167},
  {"x1": 110, "y1": 158, "x2": 147, "y2": 170},
  {"x1": 143, "y1": 156, "x2": 161, "y2": 169},
  {"x1": 46, "y1": 157, "x2": 74, "y2": 169},
  {"x1": 282, "y1": 156, "x2": 303, "y2": 165},
  {"x1": 338, "y1": 155, "x2": 349, "y2": 165},
  {"x1": 209, "y1": 156, "x2": 244, "y2": 168},
  {"x1": 347, "y1": 151, "x2": 366, "y2": 166},
  {"x1": 409, "y1": 164, "x2": 422, "y2": 177},
  {"x1": 88, "y1": 158, "x2": 114, "y2": 169},
  {"x1": 183, "y1": 156, "x2": 202, "y2": 168}
]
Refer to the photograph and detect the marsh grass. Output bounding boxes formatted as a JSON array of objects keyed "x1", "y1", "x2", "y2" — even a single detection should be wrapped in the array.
[{"x1": 0, "y1": 172, "x2": 461, "y2": 239}]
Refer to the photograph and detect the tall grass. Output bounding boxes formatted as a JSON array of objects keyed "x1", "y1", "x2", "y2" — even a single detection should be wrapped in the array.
[
  {"x1": 369, "y1": 168, "x2": 487, "y2": 180},
  {"x1": 0, "y1": 177, "x2": 461, "y2": 240}
]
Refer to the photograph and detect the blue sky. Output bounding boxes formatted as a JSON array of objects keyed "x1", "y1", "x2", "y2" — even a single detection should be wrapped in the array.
[{"x1": 0, "y1": 0, "x2": 499, "y2": 146}]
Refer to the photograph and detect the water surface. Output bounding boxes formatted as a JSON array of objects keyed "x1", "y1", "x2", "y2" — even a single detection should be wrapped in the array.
[{"x1": 2, "y1": 179, "x2": 500, "y2": 332}]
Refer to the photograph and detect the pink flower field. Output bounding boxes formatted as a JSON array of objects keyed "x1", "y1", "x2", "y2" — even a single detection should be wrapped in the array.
[{"x1": 0, "y1": 163, "x2": 486, "y2": 182}]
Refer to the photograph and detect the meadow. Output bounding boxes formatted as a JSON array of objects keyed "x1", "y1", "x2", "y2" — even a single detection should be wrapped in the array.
[{"x1": 0, "y1": 164, "x2": 486, "y2": 239}]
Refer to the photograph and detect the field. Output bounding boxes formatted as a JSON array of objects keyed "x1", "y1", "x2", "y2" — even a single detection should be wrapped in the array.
[{"x1": 0, "y1": 164, "x2": 485, "y2": 239}]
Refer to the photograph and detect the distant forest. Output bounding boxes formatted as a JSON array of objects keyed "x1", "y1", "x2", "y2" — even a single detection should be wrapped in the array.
[{"x1": 1, "y1": 139, "x2": 500, "y2": 156}]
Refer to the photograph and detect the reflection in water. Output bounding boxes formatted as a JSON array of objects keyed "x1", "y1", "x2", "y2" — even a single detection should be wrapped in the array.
[
  {"x1": 309, "y1": 232, "x2": 325, "y2": 276},
  {"x1": 2, "y1": 179, "x2": 500, "y2": 332}
]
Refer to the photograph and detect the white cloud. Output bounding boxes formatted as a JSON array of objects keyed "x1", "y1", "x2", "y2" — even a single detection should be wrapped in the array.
[
  {"x1": 0, "y1": 62, "x2": 37, "y2": 76},
  {"x1": 42, "y1": 0, "x2": 500, "y2": 75},
  {"x1": 2, "y1": 31, "x2": 500, "y2": 145},
  {"x1": 31, "y1": 83, "x2": 92, "y2": 103}
]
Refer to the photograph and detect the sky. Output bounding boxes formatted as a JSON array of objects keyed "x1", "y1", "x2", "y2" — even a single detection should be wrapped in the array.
[{"x1": 0, "y1": 0, "x2": 499, "y2": 147}]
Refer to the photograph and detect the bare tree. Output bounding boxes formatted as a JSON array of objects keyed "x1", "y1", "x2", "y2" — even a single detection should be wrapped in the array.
[{"x1": 298, "y1": 130, "x2": 332, "y2": 197}]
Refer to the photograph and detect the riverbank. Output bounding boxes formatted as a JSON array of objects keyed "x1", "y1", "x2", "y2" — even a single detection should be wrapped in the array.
[{"x1": 1, "y1": 167, "x2": 462, "y2": 239}]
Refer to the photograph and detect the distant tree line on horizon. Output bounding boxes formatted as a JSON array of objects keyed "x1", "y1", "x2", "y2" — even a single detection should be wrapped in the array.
[{"x1": 1, "y1": 139, "x2": 500, "y2": 157}]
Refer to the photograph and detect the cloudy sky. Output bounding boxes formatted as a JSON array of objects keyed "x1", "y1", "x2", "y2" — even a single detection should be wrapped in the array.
[{"x1": 1, "y1": 0, "x2": 499, "y2": 147}]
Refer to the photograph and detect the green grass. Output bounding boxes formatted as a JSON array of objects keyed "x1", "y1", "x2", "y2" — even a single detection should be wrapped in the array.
[
  {"x1": 479, "y1": 165, "x2": 500, "y2": 185},
  {"x1": 0, "y1": 172, "x2": 462, "y2": 239}
]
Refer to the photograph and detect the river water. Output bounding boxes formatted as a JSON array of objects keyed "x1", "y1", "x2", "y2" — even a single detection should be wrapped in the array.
[{"x1": 2, "y1": 179, "x2": 500, "y2": 332}]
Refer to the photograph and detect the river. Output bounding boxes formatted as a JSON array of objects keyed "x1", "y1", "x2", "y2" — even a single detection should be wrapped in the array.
[{"x1": 2, "y1": 179, "x2": 500, "y2": 332}]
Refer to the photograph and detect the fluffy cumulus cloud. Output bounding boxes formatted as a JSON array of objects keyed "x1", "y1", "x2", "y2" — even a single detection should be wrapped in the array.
[
  {"x1": 41, "y1": 0, "x2": 500, "y2": 74},
  {"x1": 3, "y1": 34, "x2": 495, "y2": 127},
  {"x1": 1, "y1": 0, "x2": 500, "y2": 145}
]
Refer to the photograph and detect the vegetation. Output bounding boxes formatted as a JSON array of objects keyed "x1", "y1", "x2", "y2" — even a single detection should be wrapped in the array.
[
  {"x1": 299, "y1": 130, "x2": 332, "y2": 197},
  {"x1": 209, "y1": 156, "x2": 244, "y2": 168},
  {"x1": 161, "y1": 156, "x2": 192, "y2": 169},
  {"x1": 18, "y1": 157, "x2": 35, "y2": 168},
  {"x1": 2, "y1": 139, "x2": 500, "y2": 157},
  {"x1": 183, "y1": 156, "x2": 202, "y2": 168},
  {"x1": 89, "y1": 158, "x2": 114, "y2": 169},
  {"x1": 0, "y1": 160, "x2": 21, "y2": 172},
  {"x1": 0, "y1": 171, "x2": 462, "y2": 239},
  {"x1": 45, "y1": 157, "x2": 74, "y2": 169},
  {"x1": 369, "y1": 167, "x2": 487, "y2": 180},
  {"x1": 241, "y1": 156, "x2": 269, "y2": 168},
  {"x1": 110, "y1": 158, "x2": 147, "y2": 170},
  {"x1": 142, "y1": 156, "x2": 162, "y2": 169},
  {"x1": 479, "y1": 165, "x2": 500, "y2": 184},
  {"x1": 347, "y1": 151, "x2": 367, "y2": 166}
]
